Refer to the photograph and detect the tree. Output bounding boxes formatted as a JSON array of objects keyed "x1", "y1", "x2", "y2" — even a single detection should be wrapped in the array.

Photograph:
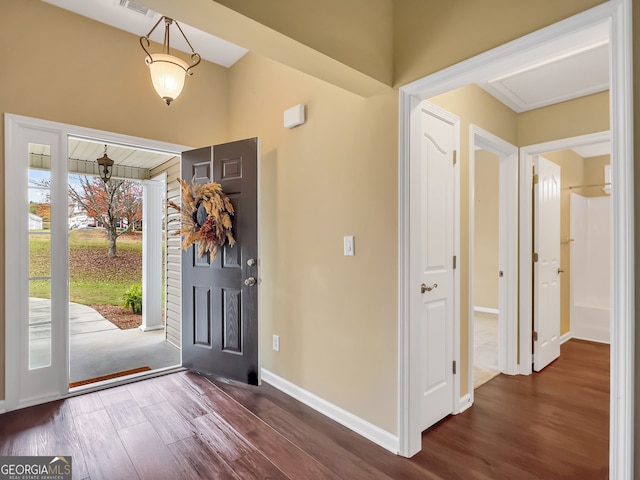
[
  {"x1": 36, "y1": 203, "x2": 51, "y2": 222},
  {"x1": 69, "y1": 176, "x2": 143, "y2": 258}
]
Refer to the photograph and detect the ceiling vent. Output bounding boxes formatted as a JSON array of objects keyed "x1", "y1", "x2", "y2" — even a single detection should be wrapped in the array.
[{"x1": 118, "y1": 0, "x2": 156, "y2": 18}]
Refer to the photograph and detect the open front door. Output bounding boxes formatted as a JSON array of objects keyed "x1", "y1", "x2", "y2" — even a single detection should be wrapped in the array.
[
  {"x1": 533, "y1": 155, "x2": 561, "y2": 371},
  {"x1": 181, "y1": 138, "x2": 259, "y2": 384}
]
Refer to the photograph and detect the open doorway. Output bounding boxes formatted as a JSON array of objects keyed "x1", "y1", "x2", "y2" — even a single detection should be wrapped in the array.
[
  {"x1": 472, "y1": 148, "x2": 500, "y2": 388},
  {"x1": 468, "y1": 126, "x2": 518, "y2": 396},
  {"x1": 398, "y1": 2, "x2": 632, "y2": 474},
  {"x1": 27, "y1": 137, "x2": 183, "y2": 389},
  {"x1": 64, "y1": 138, "x2": 181, "y2": 388},
  {"x1": 522, "y1": 133, "x2": 611, "y2": 360},
  {"x1": 7, "y1": 113, "x2": 191, "y2": 410}
]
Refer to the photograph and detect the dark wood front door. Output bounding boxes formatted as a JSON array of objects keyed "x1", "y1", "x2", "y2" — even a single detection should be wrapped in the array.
[{"x1": 181, "y1": 138, "x2": 259, "y2": 385}]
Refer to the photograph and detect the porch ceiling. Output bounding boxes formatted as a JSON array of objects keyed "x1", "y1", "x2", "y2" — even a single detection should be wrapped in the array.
[{"x1": 28, "y1": 139, "x2": 177, "y2": 180}]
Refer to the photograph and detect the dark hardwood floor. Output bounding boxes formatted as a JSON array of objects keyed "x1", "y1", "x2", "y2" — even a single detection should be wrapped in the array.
[{"x1": 0, "y1": 339, "x2": 608, "y2": 479}]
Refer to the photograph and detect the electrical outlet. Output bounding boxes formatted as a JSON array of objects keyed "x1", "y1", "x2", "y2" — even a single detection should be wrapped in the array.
[{"x1": 272, "y1": 334, "x2": 280, "y2": 352}]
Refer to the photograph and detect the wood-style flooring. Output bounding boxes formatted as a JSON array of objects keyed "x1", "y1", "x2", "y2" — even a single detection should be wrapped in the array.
[{"x1": 0, "y1": 339, "x2": 608, "y2": 479}]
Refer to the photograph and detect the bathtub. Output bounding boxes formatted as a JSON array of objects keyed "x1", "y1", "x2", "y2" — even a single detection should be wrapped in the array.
[
  {"x1": 571, "y1": 303, "x2": 610, "y2": 344},
  {"x1": 570, "y1": 193, "x2": 610, "y2": 344}
]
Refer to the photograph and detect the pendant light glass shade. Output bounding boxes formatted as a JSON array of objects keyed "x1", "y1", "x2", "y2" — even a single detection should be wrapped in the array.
[
  {"x1": 145, "y1": 53, "x2": 189, "y2": 105},
  {"x1": 139, "y1": 16, "x2": 201, "y2": 106}
]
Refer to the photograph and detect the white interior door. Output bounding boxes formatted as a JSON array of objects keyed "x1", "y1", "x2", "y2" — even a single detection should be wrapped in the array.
[
  {"x1": 419, "y1": 103, "x2": 456, "y2": 430},
  {"x1": 5, "y1": 115, "x2": 69, "y2": 410},
  {"x1": 533, "y1": 155, "x2": 561, "y2": 371}
]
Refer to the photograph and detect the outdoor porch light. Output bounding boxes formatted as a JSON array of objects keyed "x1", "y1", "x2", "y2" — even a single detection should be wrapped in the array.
[
  {"x1": 96, "y1": 145, "x2": 114, "y2": 183},
  {"x1": 140, "y1": 16, "x2": 201, "y2": 105}
]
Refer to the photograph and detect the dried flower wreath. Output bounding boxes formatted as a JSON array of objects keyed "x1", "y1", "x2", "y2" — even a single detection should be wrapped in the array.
[{"x1": 168, "y1": 178, "x2": 235, "y2": 259}]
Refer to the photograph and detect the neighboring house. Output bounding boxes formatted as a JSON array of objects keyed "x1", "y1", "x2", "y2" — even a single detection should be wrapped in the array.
[
  {"x1": 1, "y1": 0, "x2": 637, "y2": 473},
  {"x1": 68, "y1": 214, "x2": 97, "y2": 230},
  {"x1": 28, "y1": 213, "x2": 42, "y2": 230}
]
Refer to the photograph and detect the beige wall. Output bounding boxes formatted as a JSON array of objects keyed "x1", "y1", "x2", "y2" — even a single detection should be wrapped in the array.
[
  {"x1": 474, "y1": 150, "x2": 500, "y2": 311},
  {"x1": 2, "y1": 0, "x2": 637, "y2": 457},
  {"x1": 393, "y1": 0, "x2": 607, "y2": 87},
  {"x1": 542, "y1": 150, "x2": 585, "y2": 336},
  {"x1": 634, "y1": 2, "x2": 640, "y2": 476},
  {"x1": 583, "y1": 155, "x2": 611, "y2": 197},
  {"x1": 215, "y1": 0, "x2": 393, "y2": 86},
  {"x1": 0, "y1": 0, "x2": 232, "y2": 401},
  {"x1": 518, "y1": 92, "x2": 610, "y2": 146},
  {"x1": 228, "y1": 53, "x2": 399, "y2": 432}
]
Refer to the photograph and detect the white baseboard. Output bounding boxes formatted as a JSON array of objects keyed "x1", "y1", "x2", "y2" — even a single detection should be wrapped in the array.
[
  {"x1": 571, "y1": 335, "x2": 610, "y2": 345},
  {"x1": 560, "y1": 332, "x2": 572, "y2": 344},
  {"x1": 458, "y1": 393, "x2": 472, "y2": 413},
  {"x1": 474, "y1": 306, "x2": 499, "y2": 315},
  {"x1": 261, "y1": 369, "x2": 399, "y2": 454}
]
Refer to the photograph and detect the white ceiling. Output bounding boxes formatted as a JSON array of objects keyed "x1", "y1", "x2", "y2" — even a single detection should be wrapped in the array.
[
  {"x1": 42, "y1": 0, "x2": 248, "y2": 68},
  {"x1": 571, "y1": 141, "x2": 611, "y2": 158},
  {"x1": 29, "y1": 139, "x2": 176, "y2": 174},
  {"x1": 474, "y1": 21, "x2": 611, "y2": 158},
  {"x1": 67, "y1": 138, "x2": 176, "y2": 170},
  {"x1": 42, "y1": 1, "x2": 611, "y2": 162},
  {"x1": 476, "y1": 22, "x2": 610, "y2": 113}
]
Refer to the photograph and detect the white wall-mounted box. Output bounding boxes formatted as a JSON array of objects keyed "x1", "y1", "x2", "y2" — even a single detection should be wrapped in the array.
[{"x1": 284, "y1": 104, "x2": 305, "y2": 129}]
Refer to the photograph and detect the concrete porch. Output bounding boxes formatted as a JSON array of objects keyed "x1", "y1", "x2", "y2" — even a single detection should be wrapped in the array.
[{"x1": 29, "y1": 298, "x2": 181, "y2": 385}]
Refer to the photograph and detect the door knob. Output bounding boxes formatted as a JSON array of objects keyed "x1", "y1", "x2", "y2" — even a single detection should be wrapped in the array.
[
  {"x1": 421, "y1": 283, "x2": 437, "y2": 293},
  {"x1": 557, "y1": 268, "x2": 565, "y2": 274},
  {"x1": 244, "y1": 276, "x2": 256, "y2": 287}
]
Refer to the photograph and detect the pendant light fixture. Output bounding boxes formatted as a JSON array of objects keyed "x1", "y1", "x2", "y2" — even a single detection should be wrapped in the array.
[
  {"x1": 140, "y1": 16, "x2": 201, "y2": 105},
  {"x1": 96, "y1": 145, "x2": 114, "y2": 183}
]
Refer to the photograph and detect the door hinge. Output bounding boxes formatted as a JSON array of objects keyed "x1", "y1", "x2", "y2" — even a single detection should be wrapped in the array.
[
  {"x1": 453, "y1": 150, "x2": 457, "y2": 165},
  {"x1": 453, "y1": 256, "x2": 457, "y2": 269},
  {"x1": 533, "y1": 174, "x2": 539, "y2": 184},
  {"x1": 533, "y1": 252, "x2": 539, "y2": 263},
  {"x1": 452, "y1": 360, "x2": 457, "y2": 375},
  {"x1": 533, "y1": 331, "x2": 538, "y2": 342}
]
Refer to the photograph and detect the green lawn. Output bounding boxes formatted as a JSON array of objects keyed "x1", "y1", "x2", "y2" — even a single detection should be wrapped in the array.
[{"x1": 29, "y1": 228, "x2": 144, "y2": 306}]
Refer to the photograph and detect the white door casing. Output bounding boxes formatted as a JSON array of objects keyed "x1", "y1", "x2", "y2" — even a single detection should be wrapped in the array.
[
  {"x1": 533, "y1": 156, "x2": 562, "y2": 371},
  {"x1": 400, "y1": 3, "x2": 632, "y2": 472},
  {"x1": 5, "y1": 113, "x2": 189, "y2": 411},
  {"x1": 419, "y1": 102, "x2": 457, "y2": 431},
  {"x1": 468, "y1": 125, "x2": 519, "y2": 403},
  {"x1": 5, "y1": 116, "x2": 69, "y2": 410},
  {"x1": 141, "y1": 175, "x2": 165, "y2": 332}
]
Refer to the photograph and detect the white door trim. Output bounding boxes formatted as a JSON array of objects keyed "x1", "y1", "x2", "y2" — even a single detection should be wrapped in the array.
[
  {"x1": 4, "y1": 113, "x2": 191, "y2": 410},
  {"x1": 468, "y1": 125, "x2": 518, "y2": 406},
  {"x1": 5, "y1": 118, "x2": 69, "y2": 410},
  {"x1": 519, "y1": 130, "x2": 611, "y2": 375},
  {"x1": 398, "y1": 94, "x2": 461, "y2": 457},
  {"x1": 418, "y1": 101, "x2": 461, "y2": 425},
  {"x1": 397, "y1": 4, "x2": 633, "y2": 478},
  {"x1": 141, "y1": 174, "x2": 166, "y2": 332}
]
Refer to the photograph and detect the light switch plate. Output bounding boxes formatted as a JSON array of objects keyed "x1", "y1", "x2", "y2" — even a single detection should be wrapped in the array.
[{"x1": 343, "y1": 236, "x2": 354, "y2": 256}]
